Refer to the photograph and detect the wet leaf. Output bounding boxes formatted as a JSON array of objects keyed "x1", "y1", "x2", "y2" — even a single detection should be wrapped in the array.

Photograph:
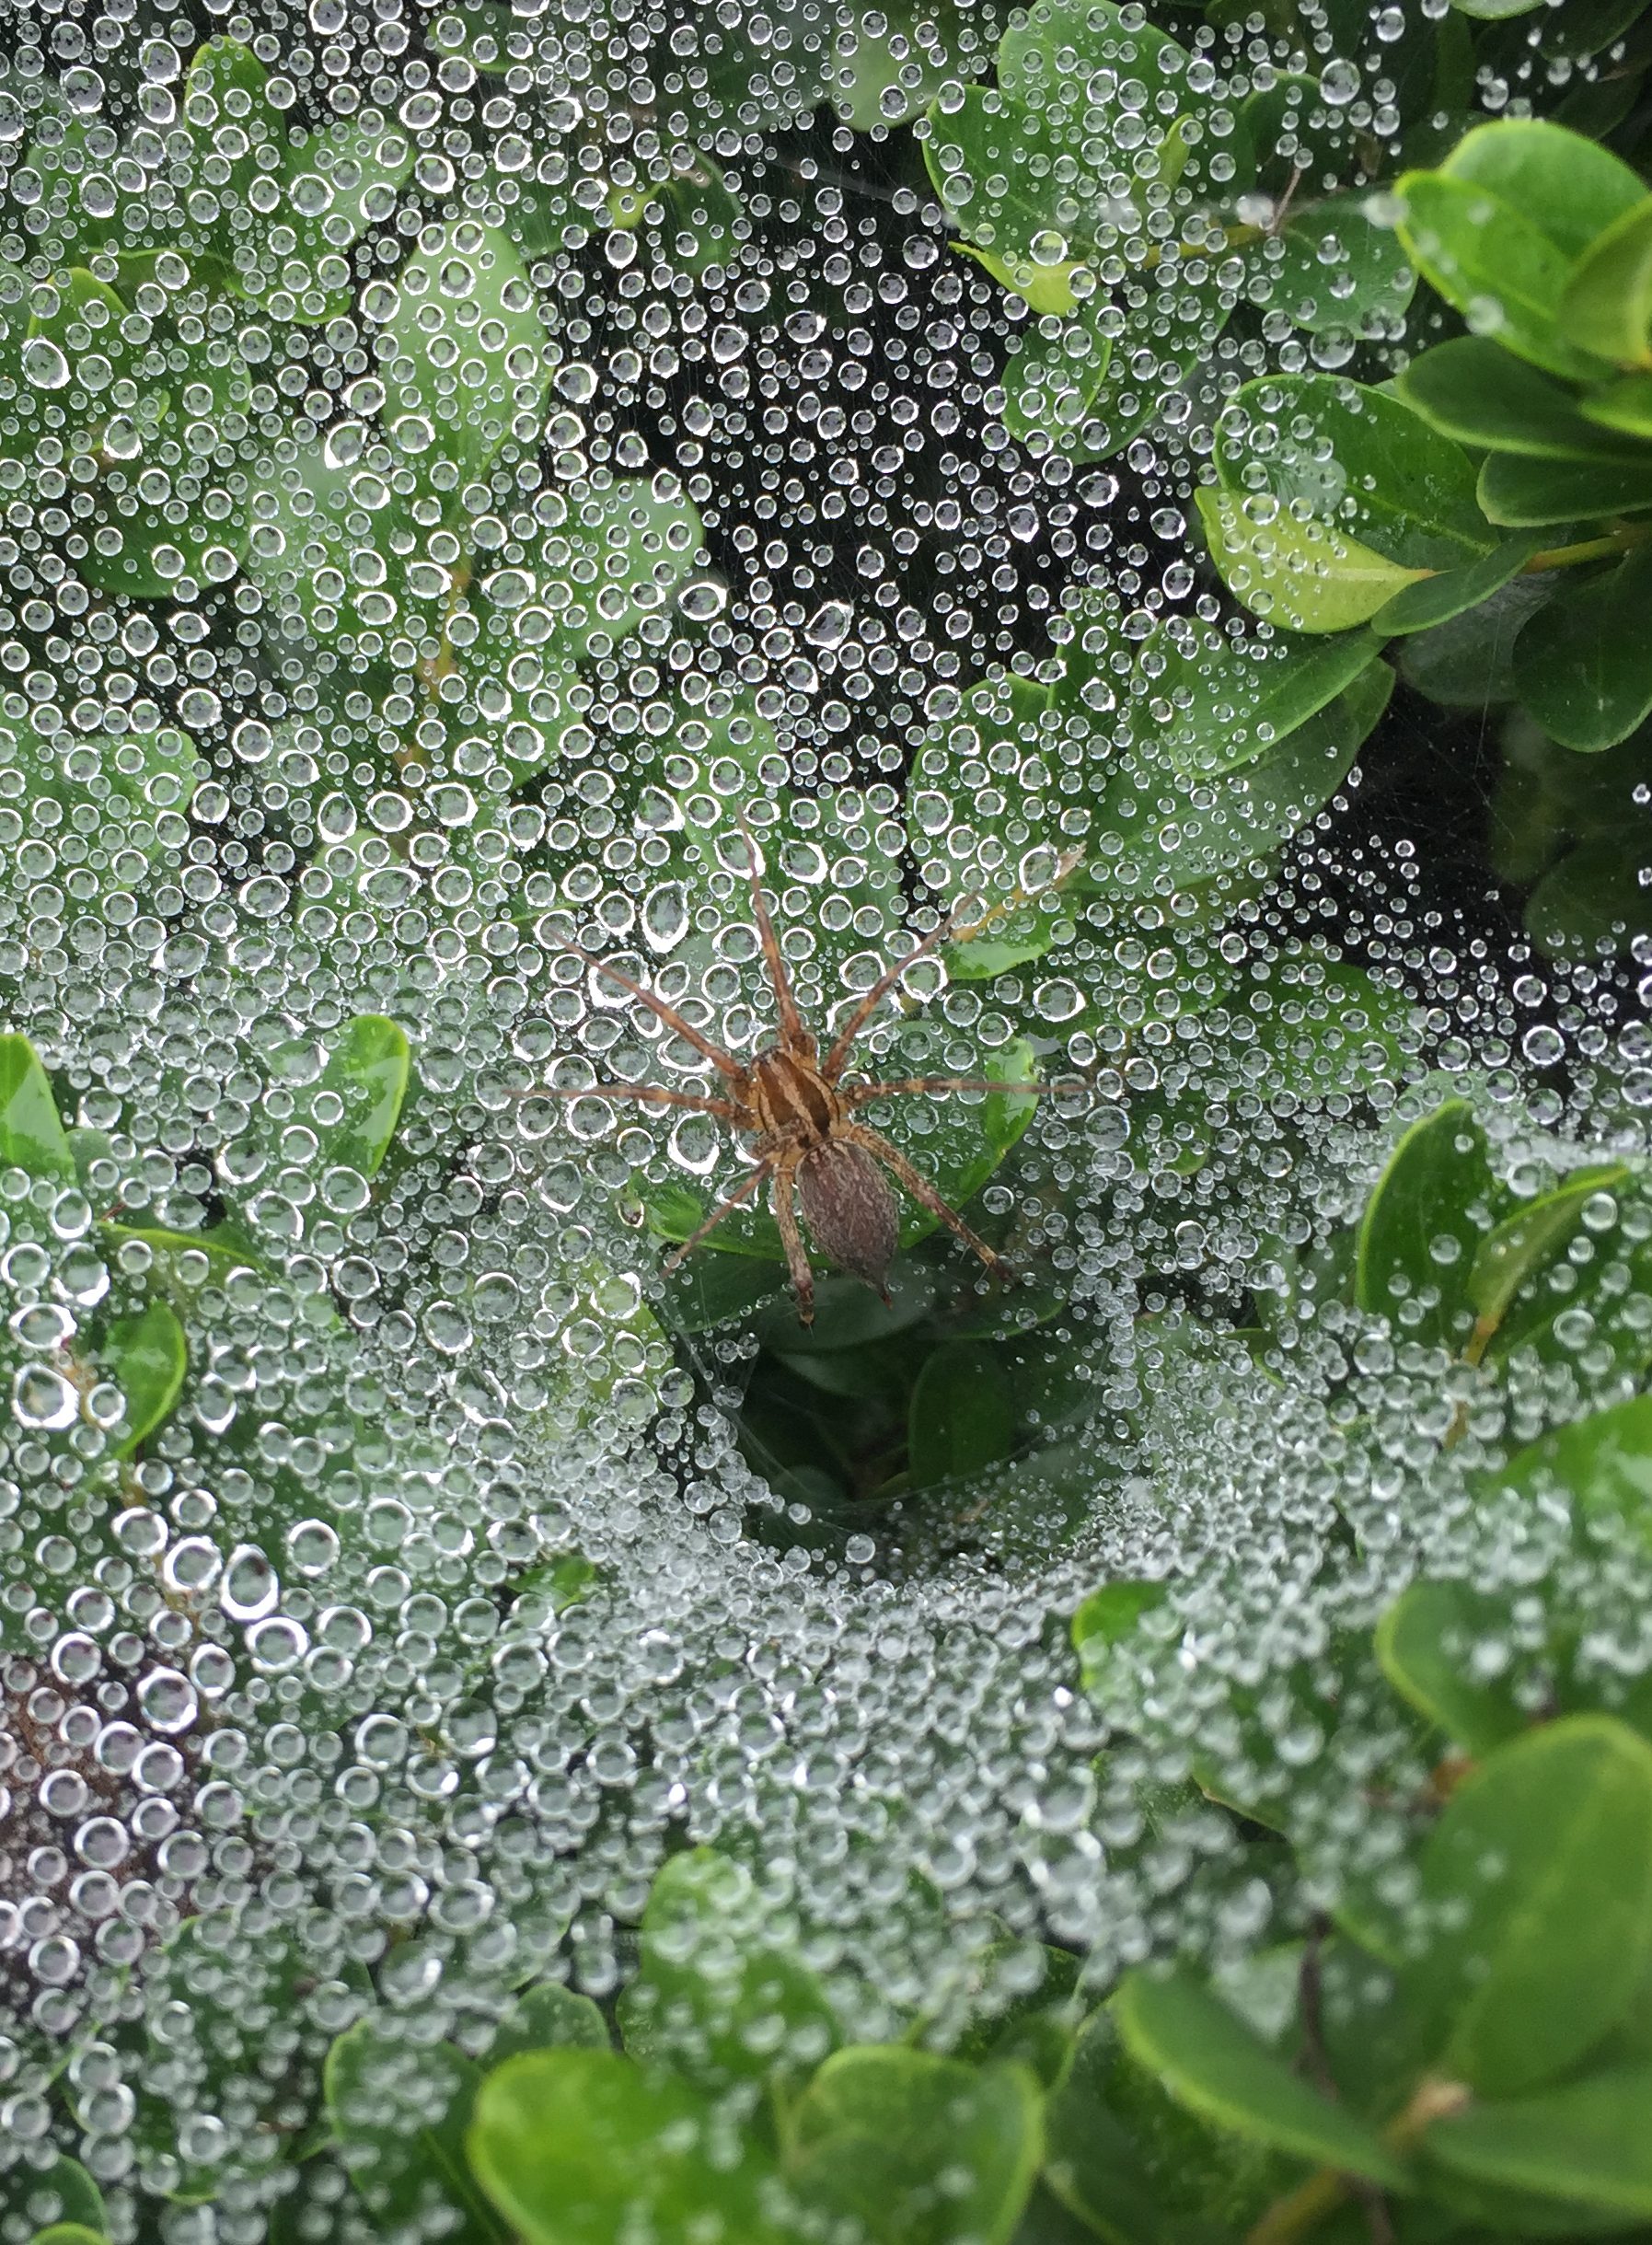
[
  {"x1": 468, "y1": 2050, "x2": 794, "y2": 2245},
  {"x1": 316, "y1": 1015, "x2": 412, "y2": 1180},
  {"x1": 1375, "y1": 1579, "x2": 1529, "y2": 1755},
  {"x1": 1111, "y1": 1966, "x2": 1410, "y2": 2184},
  {"x1": 326, "y1": 2019, "x2": 506, "y2": 2245},
  {"x1": 788, "y1": 2049, "x2": 1043, "y2": 2245},
  {"x1": 1512, "y1": 546, "x2": 1652, "y2": 748},
  {"x1": 102, "y1": 1300, "x2": 188, "y2": 1456},
  {"x1": 1397, "y1": 1715, "x2": 1652, "y2": 2096},
  {"x1": 1355, "y1": 1100, "x2": 1496, "y2": 1351},
  {"x1": 0, "y1": 1034, "x2": 74, "y2": 1182}
]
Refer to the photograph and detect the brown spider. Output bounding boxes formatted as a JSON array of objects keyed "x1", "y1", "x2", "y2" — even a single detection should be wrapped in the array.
[{"x1": 530, "y1": 815, "x2": 1076, "y2": 1325}]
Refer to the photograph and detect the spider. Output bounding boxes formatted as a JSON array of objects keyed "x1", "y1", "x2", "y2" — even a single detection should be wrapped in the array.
[{"x1": 530, "y1": 815, "x2": 1077, "y2": 1325}]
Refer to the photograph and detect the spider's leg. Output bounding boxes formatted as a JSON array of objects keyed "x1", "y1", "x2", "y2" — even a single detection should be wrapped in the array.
[
  {"x1": 819, "y1": 910, "x2": 965, "y2": 1082},
  {"x1": 662, "y1": 1158, "x2": 773, "y2": 1270},
  {"x1": 843, "y1": 1122, "x2": 1007, "y2": 1277},
  {"x1": 521, "y1": 1082, "x2": 746, "y2": 1123},
  {"x1": 564, "y1": 943, "x2": 745, "y2": 1084},
  {"x1": 841, "y1": 1075, "x2": 1057, "y2": 1106},
  {"x1": 735, "y1": 808, "x2": 809, "y2": 1053},
  {"x1": 821, "y1": 847, "x2": 1086, "y2": 1081},
  {"x1": 768, "y1": 1144, "x2": 818, "y2": 1325}
]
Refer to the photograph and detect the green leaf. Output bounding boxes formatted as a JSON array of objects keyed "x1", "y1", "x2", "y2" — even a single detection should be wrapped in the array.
[
  {"x1": 1355, "y1": 1099, "x2": 1496, "y2": 1351},
  {"x1": 491, "y1": 1982, "x2": 610, "y2": 2067},
  {"x1": 0, "y1": 1034, "x2": 74, "y2": 1181},
  {"x1": 1395, "y1": 338, "x2": 1646, "y2": 461},
  {"x1": 788, "y1": 2049, "x2": 1043, "y2": 2245},
  {"x1": 999, "y1": 0, "x2": 1242, "y2": 199},
  {"x1": 29, "y1": 2228, "x2": 108, "y2": 2245},
  {"x1": 1563, "y1": 196, "x2": 1652, "y2": 370},
  {"x1": 317, "y1": 1015, "x2": 411, "y2": 1180},
  {"x1": 1397, "y1": 121, "x2": 1646, "y2": 378},
  {"x1": 1002, "y1": 299, "x2": 1114, "y2": 457},
  {"x1": 102, "y1": 1302, "x2": 188, "y2": 1457},
  {"x1": 1071, "y1": 1580, "x2": 1165, "y2": 1693},
  {"x1": 1495, "y1": 1394, "x2": 1652, "y2": 1548},
  {"x1": 1369, "y1": 532, "x2": 1543, "y2": 636},
  {"x1": 658, "y1": 157, "x2": 743, "y2": 278},
  {"x1": 1426, "y1": 2063, "x2": 1652, "y2": 2220},
  {"x1": 1527, "y1": 829, "x2": 1652, "y2": 958},
  {"x1": 1479, "y1": 448, "x2": 1652, "y2": 525},
  {"x1": 15, "y1": 2159, "x2": 107, "y2": 2238},
  {"x1": 1512, "y1": 546, "x2": 1652, "y2": 749},
  {"x1": 262, "y1": 114, "x2": 414, "y2": 321},
  {"x1": 1198, "y1": 487, "x2": 1427, "y2": 632},
  {"x1": 908, "y1": 1340, "x2": 1019, "y2": 1488},
  {"x1": 617, "y1": 1847, "x2": 838, "y2": 2097},
  {"x1": 1159, "y1": 622, "x2": 1386, "y2": 781},
  {"x1": 1374, "y1": 1580, "x2": 1529, "y2": 1755},
  {"x1": 1214, "y1": 374, "x2": 1493, "y2": 573},
  {"x1": 923, "y1": 88, "x2": 1069, "y2": 269},
  {"x1": 1397, "y1": 574, "x2": 1554, "y2": 705},
  {"x1": 1582, "y1": 373, "x2": 1652, "y2": 439},
  {"x1": 955, "y1": 242, "x2": 1080, "y2": 316},
  {"x1": 468, "y1": 2050, "x2": 793, "y2": 2245},
  {"x1": 1043, "y1": 2005, "x2": 1289, "y2": 2243},
  {"x1": 1465, "y1": 1162, "x2": 1633, "y2": 1355},
  {"x1": 1398, "y1": 1715, "x2": 1652, "y2": 2096},
  {"x1": 380, "y1": 219, "x2": 550, "y2": 480},
  {"x1": 326, "y1": 2019, "x2": 507, "y2": 2245},
  {"x1": 1110, "y1": 1967, "x2": 1411, "y2": 2186},
  {"x1": 1270, "y1": 191, "x2": 1417, "y2": 338},
  {"x1": 533, "y1": 474, "x2": 706, "y2": 664}
]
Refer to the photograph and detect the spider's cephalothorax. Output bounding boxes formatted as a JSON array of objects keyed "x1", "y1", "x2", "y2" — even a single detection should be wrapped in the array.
[{"x1": 532, "y1": 815, "x2": 1072, "y2": 1325}]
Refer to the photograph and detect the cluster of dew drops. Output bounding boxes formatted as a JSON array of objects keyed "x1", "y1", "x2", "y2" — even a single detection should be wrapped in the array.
[{"x1": 0, "y1": 0, "x2": 1647, "y2": 2214}]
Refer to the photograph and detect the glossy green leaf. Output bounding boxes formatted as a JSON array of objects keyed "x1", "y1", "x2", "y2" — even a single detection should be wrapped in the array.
[
  {"x1": 908, "y1": 1339, "x2": 1019, "y2": 1488},
  {"x1": 1375, "y1": 1579, "x2": 1528, "y2": 1755},
  {"x1": 1398, "y1": 1715, "x2": 1652, "y2": 2096},
  {"x1": 1582, "y1": 373, "x2": 1652, "y2": 438},
  {"x1": 1270, "y1": 191, "x2": 1417, "y2": 337},
  {"x1": 491, "y1": 1982, "x2": 610, "y2": 2067},
  {"x1": 1044, "y1": 2004, "x2": 1290, "y2": 2242},
  {"x1": 317, "y1": 1015, "x2": 411, "y2": 1180},
  {"x1": 1466, "y1": 1162, "x2": 1633, "y2": 1353},
  {"x1": 1215, "y1": 373, "x2": 1493, "y2": 573},
  {"x1": 1426, "y1": 2063, "x2": 1652, "y2": 2219},
  {"x1": 1495, "y1": 1394, "x2": 1652, "y2": 1545},
  {"x1": 1369, "y1": 532, "x2": 1542, "y2": 636},
  {"x1": 1003, "y1": 300, "x2": 1114, "y2": 457},
  {"x1": 1479, "y1": 448, "x2": 1652, "y2": 524},
  {"x1": 1111, "y1": 1967, "x2": 1410, "y2": 2185},
  {"x1": 923, "y1": 88, "x2": 1069, "y2": 269},
  {"x1": 788, "y1": 2049, "x2": 1043, "y2": 2245},
  {"x1": 1395, "y1": 338, "x2": 1645, "y2": 461},
  {"x1": 1355, "y1": 1099, "x2": 1496, "y2": 1350},
  {"x1": 326, "y1": 2019, "x2": 505, "y2": 2245},
  {"x1": 955, "y1": 242, "x2": 1080, "y2": 316},
  {"x1": 468, "y1": 2050, "x2": 792, "y2": 2245},
  {"x1": 0, "y1": 1034, "x2": 74, "y2": 1182},
  {"x1": 1563, "y1": 196, "x2": 1652, "y2": 370},
  {"x1": 29, "y1": 2228, "x2": 107, "y2": 2245},
  {"x1": 1397, "y1": 121, "x2": 1645, "y2": 378},
  {"x1": 535, "y1": 474, "x2": 706, "y2": 664},
  {"x1": 103, "y1": 1302, "x2": 188, "y2": 1457},
  {"x1": 1527, "y1": 829, "x2": 1652, "y2": 958},
  {"x1": 1136, "y1": 620, "x2": 1387, "y2": 797},
  {"x1": 1197, "y1": 486, "x2": 1427, "y2": 633},
  {"x1": 1071, "y1": 1580, "x2": 1165, "y2": 1693},
  {"x1": 381, "y1": 219, "x2": 550, "y2": 480},
  {"x1": 1396, "y1": 574, "x2": 1554, "y2": 705},
  {"x1": 1512, "y1": 546, "x2": 1652, "y2": 749},
  {"x1": 616, "y1": 1847, "x2": 838, "y2": 2096},
  {"x1": 14, "y1": 2159, "x2": 106, "y2": 2238}
]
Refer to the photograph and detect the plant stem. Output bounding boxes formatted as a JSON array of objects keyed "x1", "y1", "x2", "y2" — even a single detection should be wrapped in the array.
[
  {"x1": 1244, "y1": 2078, "x2": 1471, "y2": 2245},
  {"x1": 1524, "y1": 521, "x2": 1652, "y2": 574}
]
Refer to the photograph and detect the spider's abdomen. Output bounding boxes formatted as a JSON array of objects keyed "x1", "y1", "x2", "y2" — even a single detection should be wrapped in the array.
[
  {"x1": 750, "y1": 1047, "x2": 839, "y2": 1141},
  {"x1": 797, "y1": 1140, "x2": 899, "y2": 1298}
]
